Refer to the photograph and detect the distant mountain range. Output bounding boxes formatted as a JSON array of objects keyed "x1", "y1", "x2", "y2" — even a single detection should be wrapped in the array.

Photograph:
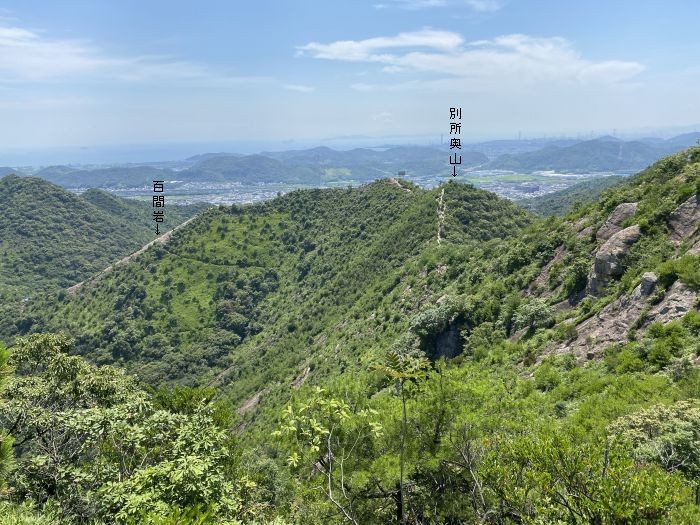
[
  {"x1": 485, "y1": 133, "x2": 700, "y2": 172},
  {"x1": 24, "y1": 145, "x2": 487, "y2": 188},
  {"x1": 13, "y1": 132, "x2": 700, "y2": 190}
]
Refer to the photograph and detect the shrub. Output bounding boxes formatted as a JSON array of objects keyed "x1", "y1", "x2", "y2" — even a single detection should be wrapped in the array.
[
  {"x1": 514, "y1": 299, "x2": 554, "y2": 332},
  {"x1": 610, "y1": 401, "x2": 700, "y2": 478},
  {"x1": 534, "y1": 361, "x2": 561, "y2": 391},
  {"x1": 657, "y1": 255, "x2": 700, "y2": 290}
]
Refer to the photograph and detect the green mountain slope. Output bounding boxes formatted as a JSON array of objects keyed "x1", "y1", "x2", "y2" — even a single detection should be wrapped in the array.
[
  {"x1": 11, "y1": 179, "x2": 530, "y2": 385},
  {"x1": 81, "y1": 187, "x2": 202, "y2": 225},
  {"x1": 2, "y1": 149, "x2": 699, "y2": 523},
  {"x1": 184, "y1": 154, "x2": 322, "y2": 183},
  {"x1": 0, "y1": 175, "x2": 202, "y2": 300}
]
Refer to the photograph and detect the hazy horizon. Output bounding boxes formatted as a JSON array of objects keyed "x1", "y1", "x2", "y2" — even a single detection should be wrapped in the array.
[
  {"x1": 1, "y1": 0, "x2": 699, "y2": 158},
  {"x1": 3, "y1": 123, "x2": 700, "y2": 167}
]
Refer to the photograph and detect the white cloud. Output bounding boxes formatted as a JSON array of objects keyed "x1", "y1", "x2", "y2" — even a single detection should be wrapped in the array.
[
  {"x1": 283, "y1": 83, "x2": 316, "y2": 93},
  {"x1": 0, "y1": 24, "x2": 266, "y2": 86},
  {"x1": 0, "y1": 26, "x2": 105, "y2": 80},
  {"x1": 299, "y1": 31, "x2": 645, "y2": 87},
  {"x1": 374, "y1": 0, "x2": 502, "y2": 11},
  {"x1": 297, "y1": 29, "x2": 463, "y2": 61}
]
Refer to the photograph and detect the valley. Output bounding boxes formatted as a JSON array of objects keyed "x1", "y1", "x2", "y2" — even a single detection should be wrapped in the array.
[{"x1": 1, "y1": 146, "x2": 698, "y2": 523}]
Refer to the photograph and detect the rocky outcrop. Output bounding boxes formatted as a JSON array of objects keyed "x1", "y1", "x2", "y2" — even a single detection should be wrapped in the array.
[
  {"x1": 237, "y1": 389, "x2": 264, "y2": 414},
  {"x1": 550, "y1": 272, "x2": 698, "y2": 359},
  {"x1": 688, "y1": 239, "x2": 700, "y2": 256},
  {"x1": 597, "y1": 202, "x2": 638, "y2": 241},
  {"x1": 292, "y1": 367, "x2": 311, "y2": 389},
  {"x1": 669, "y1": 194, "x2": 700, "y2": 244},
  {"x1": 647, "y1": 281, "x2": 697, "y2": 324},
  {"x1": 640, "y1": 272, "x2": 658, "y2": 296},
  {"x1": 432, "y1": 322, "x2": 462, "y2": 360},
  {"x1": 577, "y1": 226, "x2": 594, "y2": 239},
  {"x1": 573, "y1": 217, "x2": 595, "y2": 239},
  {"x1": 586, "y1": 225, "x2": 642, "y2": 295},
  {"x1": 552, "y1": 275, "x2": 657, "y2": 358}
]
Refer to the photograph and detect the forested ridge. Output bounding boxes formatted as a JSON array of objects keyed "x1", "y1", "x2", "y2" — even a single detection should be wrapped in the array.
[
  {"x1": 0, "y1": 175, "x2": 204, "y2": 301},
  {"x1": 0, "y1": 149, "x2": 699, "y2": 523}
]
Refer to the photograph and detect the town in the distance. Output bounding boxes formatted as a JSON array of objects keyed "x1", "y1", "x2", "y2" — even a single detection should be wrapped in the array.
[{"x1": 4, "y1": 131, "x2": 698, "y2": 207}]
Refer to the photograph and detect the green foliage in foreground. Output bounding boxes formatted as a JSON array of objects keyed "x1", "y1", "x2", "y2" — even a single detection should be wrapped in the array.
[
  {"x1": 0, "y1": 334, "x2": 282, "y2": 524},
  {"x1": 271, "y1": 342, "x2": 700, "y2": 524},
  {"x1": 1, "y1": 333, "x2": 698, "y2": 524},
  {"x1": 0, "y1": 342, "x2": 13, "y2": 491}
]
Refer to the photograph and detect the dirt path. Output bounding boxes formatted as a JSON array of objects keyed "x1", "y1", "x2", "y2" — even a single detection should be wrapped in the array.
[
  {"x1": 436, "y1": 188, "x2": 446, "y2": 244},
  {"x1": 66, "y1": 216, "x2": 198, "y2": 295}
]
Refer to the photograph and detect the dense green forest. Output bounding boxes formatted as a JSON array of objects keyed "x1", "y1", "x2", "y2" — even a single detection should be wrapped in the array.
[
  {"x1": 0, "y1": 175, "x2": 204, "y2": 301},
  {"x1": 6, "y1": 179, "x2": 530, "y2": 388},
  {"x1": 0, "y1": 148, "x2": 699, "y2": 523},
  {"x1": 33, "y1": 165, "x2": 175, "y2": 189}
]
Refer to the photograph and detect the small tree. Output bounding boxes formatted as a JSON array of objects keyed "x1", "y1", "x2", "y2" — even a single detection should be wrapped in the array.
[
  {"x1": 274, "y1": 387, "x2": 382, "y2": 524},
  {"x1": 0, "y1": 334, "x2": 257, "y2": 523},
  {"x1": 513, "y1": 299, "x2": 554, "y2": 333},
  {"x1": 374, "y1": 350, "x2": 430, "y2": 525}
]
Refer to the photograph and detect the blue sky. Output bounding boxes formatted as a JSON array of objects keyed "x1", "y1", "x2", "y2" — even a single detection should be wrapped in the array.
[{"x1": 1, "y1": 0, "x2": 699, "y2": 155}]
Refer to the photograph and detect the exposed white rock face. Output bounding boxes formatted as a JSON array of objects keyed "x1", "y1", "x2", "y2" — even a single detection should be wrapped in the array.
[
  {"x1": 669, "y1": 194, "x2": 700, "y2": 245},
  {"x1": 549, "y1": 274, "x2": 697, "y2": 359},
  {"x1": 597, "y1": 202, "x2": 638, "y2": 241},
  {"x1": 647, "y1": 281, "x2": 698, "y2": 324},
  {"x1": 586, "y1": 225, "x2": 642, "y2": 296},
  {"x1": 552, "y1": 280, "x2": 653, "y2": 358}
]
